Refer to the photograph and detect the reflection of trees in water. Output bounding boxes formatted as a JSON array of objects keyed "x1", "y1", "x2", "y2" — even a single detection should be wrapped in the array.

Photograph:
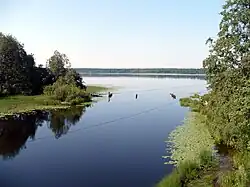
[
  {"x1": 0, "y1": 107, "x2": 86, "y2": 160},
  {"x1": 47, "y1": 106, "x2": 86, "y2": 139},
  {"x1": 0, "y1": 112, "x2": 48, "y2": 160}
]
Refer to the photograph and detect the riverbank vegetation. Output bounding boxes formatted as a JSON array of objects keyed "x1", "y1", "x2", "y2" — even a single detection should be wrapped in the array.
[
  {"x1": 0, "y1": 33, "x2": 107, "y2": 117},
  {"x1": 157, "y1": 113, "x2": 218, "y2": 187},
  {"x1": 165, "y1": 113, "x2": 215, "y2": 166},
  {"x1": 158, "y1": 0, "x2": 250, "y2": 186},
  {"x1": 85, "y1": 85, "x2": 110, "y2": 94},
  {"x1": 0, "y1": 84, "x2": 105, "y2": 117}
]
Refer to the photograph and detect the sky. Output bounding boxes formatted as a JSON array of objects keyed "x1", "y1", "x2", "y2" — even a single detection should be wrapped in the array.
[{"x1": 1, "y1": 0, "x2": 224, "y2": 68}]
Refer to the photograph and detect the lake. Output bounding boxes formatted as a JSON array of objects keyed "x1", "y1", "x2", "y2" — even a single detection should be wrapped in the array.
[{"x1": 0, "y1": 76, "x2": 206, "y2": 187}]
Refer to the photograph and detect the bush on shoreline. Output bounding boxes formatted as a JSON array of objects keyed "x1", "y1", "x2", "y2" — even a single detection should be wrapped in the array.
[
  {"x1": 0, "y1": 32, "x2": 88, "y2": 106},
  {"x1": 157, "y1": 150, "x2": 218, "y2": 187},
  {"x1": 44, "y1": 77, "x2": 91, "y2": 105},
  {"x1": 157, "y1": 112, "x2": 217, "y2": 186}
]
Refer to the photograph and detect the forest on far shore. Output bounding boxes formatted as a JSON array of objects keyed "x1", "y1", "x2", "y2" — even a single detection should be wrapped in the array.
[{"x1": 75, "y1": 68, "x2": 204, "y2": 75}]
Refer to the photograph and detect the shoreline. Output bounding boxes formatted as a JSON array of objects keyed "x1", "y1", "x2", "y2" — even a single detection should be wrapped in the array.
[
  {"x1": 0, "y1": 104, "x2": 92, "y2": 120},
  {"x1": 0, "y1": 85, "x2": 109, "y2": 120},
  {"x1": 157, "y1": 112, "x2": 219, "y2": 187},
  {"x1": 158, "y1": 110, "x2": 243, "y2": 187}
]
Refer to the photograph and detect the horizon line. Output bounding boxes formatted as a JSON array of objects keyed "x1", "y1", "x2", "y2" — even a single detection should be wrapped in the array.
[{"x1": 74, "y1": 67, "x2": 204, "y2": 69}]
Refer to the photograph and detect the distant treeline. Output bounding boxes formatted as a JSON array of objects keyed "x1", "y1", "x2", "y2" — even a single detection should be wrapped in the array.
[
  {"x1": 75, "y1": 68, "x2": 204, "y2": 75},
  {"x1": 81, "y1": 73, "x2": 205, "y2": 80}
]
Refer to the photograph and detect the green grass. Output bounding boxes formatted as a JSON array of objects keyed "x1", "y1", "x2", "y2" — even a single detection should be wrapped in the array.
[
  {"x1": 86, "y1": 85, "x2": 111, "y2": 93},
  {"x1": 0, "y1": 85, "x2": 108, "y2": 117},
  {"x1": 157, "y1": 169, "x2": 181, "y2": 187},
  {"x1": 187, "y1": 170, "x2": 217, "y2": 187},
  {"x1": 219, "y1": 168, "x2": 247, "y2": 187},
  {"x1": 158, "y1": 111, "x2": 250, "y2": 187},
  {"x1": 164, "y1": 112, "x2": 215, "y2": 165},
  {"x1": 0, "y1": 95, "x2": 67, "y2": 117},
  {"x1": 157, "y1": 112, "x2": 218, "y2": 187},
  {"x1": 216, "y1": 150, "x2": 250, "y2": 187},
  {"x1": 157, "y1": 151, "x2": 218, "y2": 187}
]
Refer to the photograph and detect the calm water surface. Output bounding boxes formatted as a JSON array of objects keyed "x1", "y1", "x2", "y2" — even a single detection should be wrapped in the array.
[{"x1": 0, "y1": 76, "x2": 206, "y2": 187}]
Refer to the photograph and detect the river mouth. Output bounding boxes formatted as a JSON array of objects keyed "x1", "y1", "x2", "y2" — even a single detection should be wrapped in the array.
[{"x1": 0, "y1": 76, "x2": 206, "y2": 187}]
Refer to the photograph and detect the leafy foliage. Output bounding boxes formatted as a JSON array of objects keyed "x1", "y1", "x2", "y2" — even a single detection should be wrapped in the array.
[
  {"x1": 219, "y1": 166, "x2": 247, "y2": 187},
  {"x1": 202, "y1": 0, "x2": 250, "y2": 150},
  {"x1": 0, "y1": 33, "x2": 33, "y2": 95},
  {"x1": 46, "y1": 50, "x2": 86, "y2": 90},
  {"x1": 64, "y1": 69, "x2": 86, "y2": 90},
  {"x1": 178, "y1": 0, "x2": 250, "y2": 150},
  {"x1": 0, "y1": 33, "x2": 54, "y2": 95},
  {"x1": 158, "y1": 112, "x2": 218, "y2": 187},
  {"x1": 44, "y1": 77, "x2": 91, "y2": 105},
  {"x1": 0, "y1": 32, "x2": 87, "y2": 107},
  {"x1": 160, "y1": 1, "x2": 250, "y2": 186},
  {"x1": 157, "y1": 151, "x2": 218, "y2": 187},
  {"x1": 44, "y1": 54, "x2": 88, "y2": 105},
  {"x1": 46, "y1": 50, "x2": 70, "y2": 79}
]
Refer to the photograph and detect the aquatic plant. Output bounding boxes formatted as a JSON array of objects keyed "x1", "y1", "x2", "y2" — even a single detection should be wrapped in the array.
[
  {"x1": 157, "y1": 150, "x2": 218, "y2": 187},
  {"x1": 157, "y1": 112, "x2": 218, "y2": 186},
  {"x1": 164, "y1": 112, "x2": 215, "y2": 165}
]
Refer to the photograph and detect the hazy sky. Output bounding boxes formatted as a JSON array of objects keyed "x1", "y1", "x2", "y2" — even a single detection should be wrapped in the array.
[{"x1": 1, "y1": 0, "x2": 224, "y2": 68}]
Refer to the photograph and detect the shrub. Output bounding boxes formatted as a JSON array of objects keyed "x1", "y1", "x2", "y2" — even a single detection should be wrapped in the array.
[
  {"x1": 53, "y1": 85, "x2": 71, "y2": 101},
  {"x1": 157, "y1": 161, "x2": 201, "y2": 187},
  {"x1": 43, "y1": 85, "x2": 55, "y2": 96},
  {"x1": 178, "y1": 161, "x2": 200, "y2": 183},
  {"x1": 219, "y1": 167, "x2": 247, "y2": 187},
  {"x1": 199, "y1": 150, "x2": 217, "y2": 169},
  {"x1": 44, "y1": 77, "x2": 91, "y2": 105},
  {"x1": 157, "y1": 150, "x2": 218, "y2": 187}
]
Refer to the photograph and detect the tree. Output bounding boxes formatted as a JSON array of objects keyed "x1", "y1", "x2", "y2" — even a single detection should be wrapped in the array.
[
  {"x1": 46, "y1": 50, "x2": 85, "y2": 90},
  {"x1": 202, "y1": 0, "x2": 250, "y2": 150},
  {"x1": 205, "y1": 37, "x2": 213, "y2": 45},
  {"x1": 29, "y1": 66, "x2": 55, "y2": 95},
  {"x1": 0, "y1": 33, "x2": 57, "y2": 96},
  {"x1": 0, "y1": 33, "x2": 33, "y2": 95},
  {"x1": 64, "y1": 69, "x2": 86, "y2": 89},
  {"x1": 46, "y1": 50, "x2": 71, "y2": 79},
  {"x1": 203, "y1": 0, "x2": 250, "y2": 88},
  {"x1": 0, "y1": 33, "x2": 85, "y2": 97}
]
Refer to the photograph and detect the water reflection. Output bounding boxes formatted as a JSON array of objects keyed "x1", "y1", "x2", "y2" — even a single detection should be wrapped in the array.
[
  {"x1": 0, "y1": 106, "x2": 87, "y2": 160},
  {"x1": 0, "y1": 112, "x2": 47, "y2": 160},
  {"x1": 47, "y1": 106, "x2": 86, "y2": 139}
]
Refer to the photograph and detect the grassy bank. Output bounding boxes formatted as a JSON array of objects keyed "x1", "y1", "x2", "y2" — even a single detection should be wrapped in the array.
[
  {"x1": 158, "y1": 111, "x2": 250, "y2": 187},
  {"x1": 85, "y1": 85, "x2": 118, "y2": 94},
  {"x1": 157, "y1": 112, "x2": 218, "y2": 187},
  {"x1": 85, "y1": 85, "x2": 109, "y2": 93},
  {"x1": 0, "y1": 85, "x2": 108, "y2": 117}
]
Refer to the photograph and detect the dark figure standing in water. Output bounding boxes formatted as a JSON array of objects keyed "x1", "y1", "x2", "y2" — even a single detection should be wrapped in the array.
[
  {"x1": 108, "y1": 92, "x2": 113, "y2": 102},
  {"x1": 170, "y1": 93, "x2": 176, "y2": 99},
  {"x1": 135, "y1": 94, "x2": 138, "y2": 99},
  {"x1": 108, "y1": 92, "x2": 113, "y2": 98}
]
